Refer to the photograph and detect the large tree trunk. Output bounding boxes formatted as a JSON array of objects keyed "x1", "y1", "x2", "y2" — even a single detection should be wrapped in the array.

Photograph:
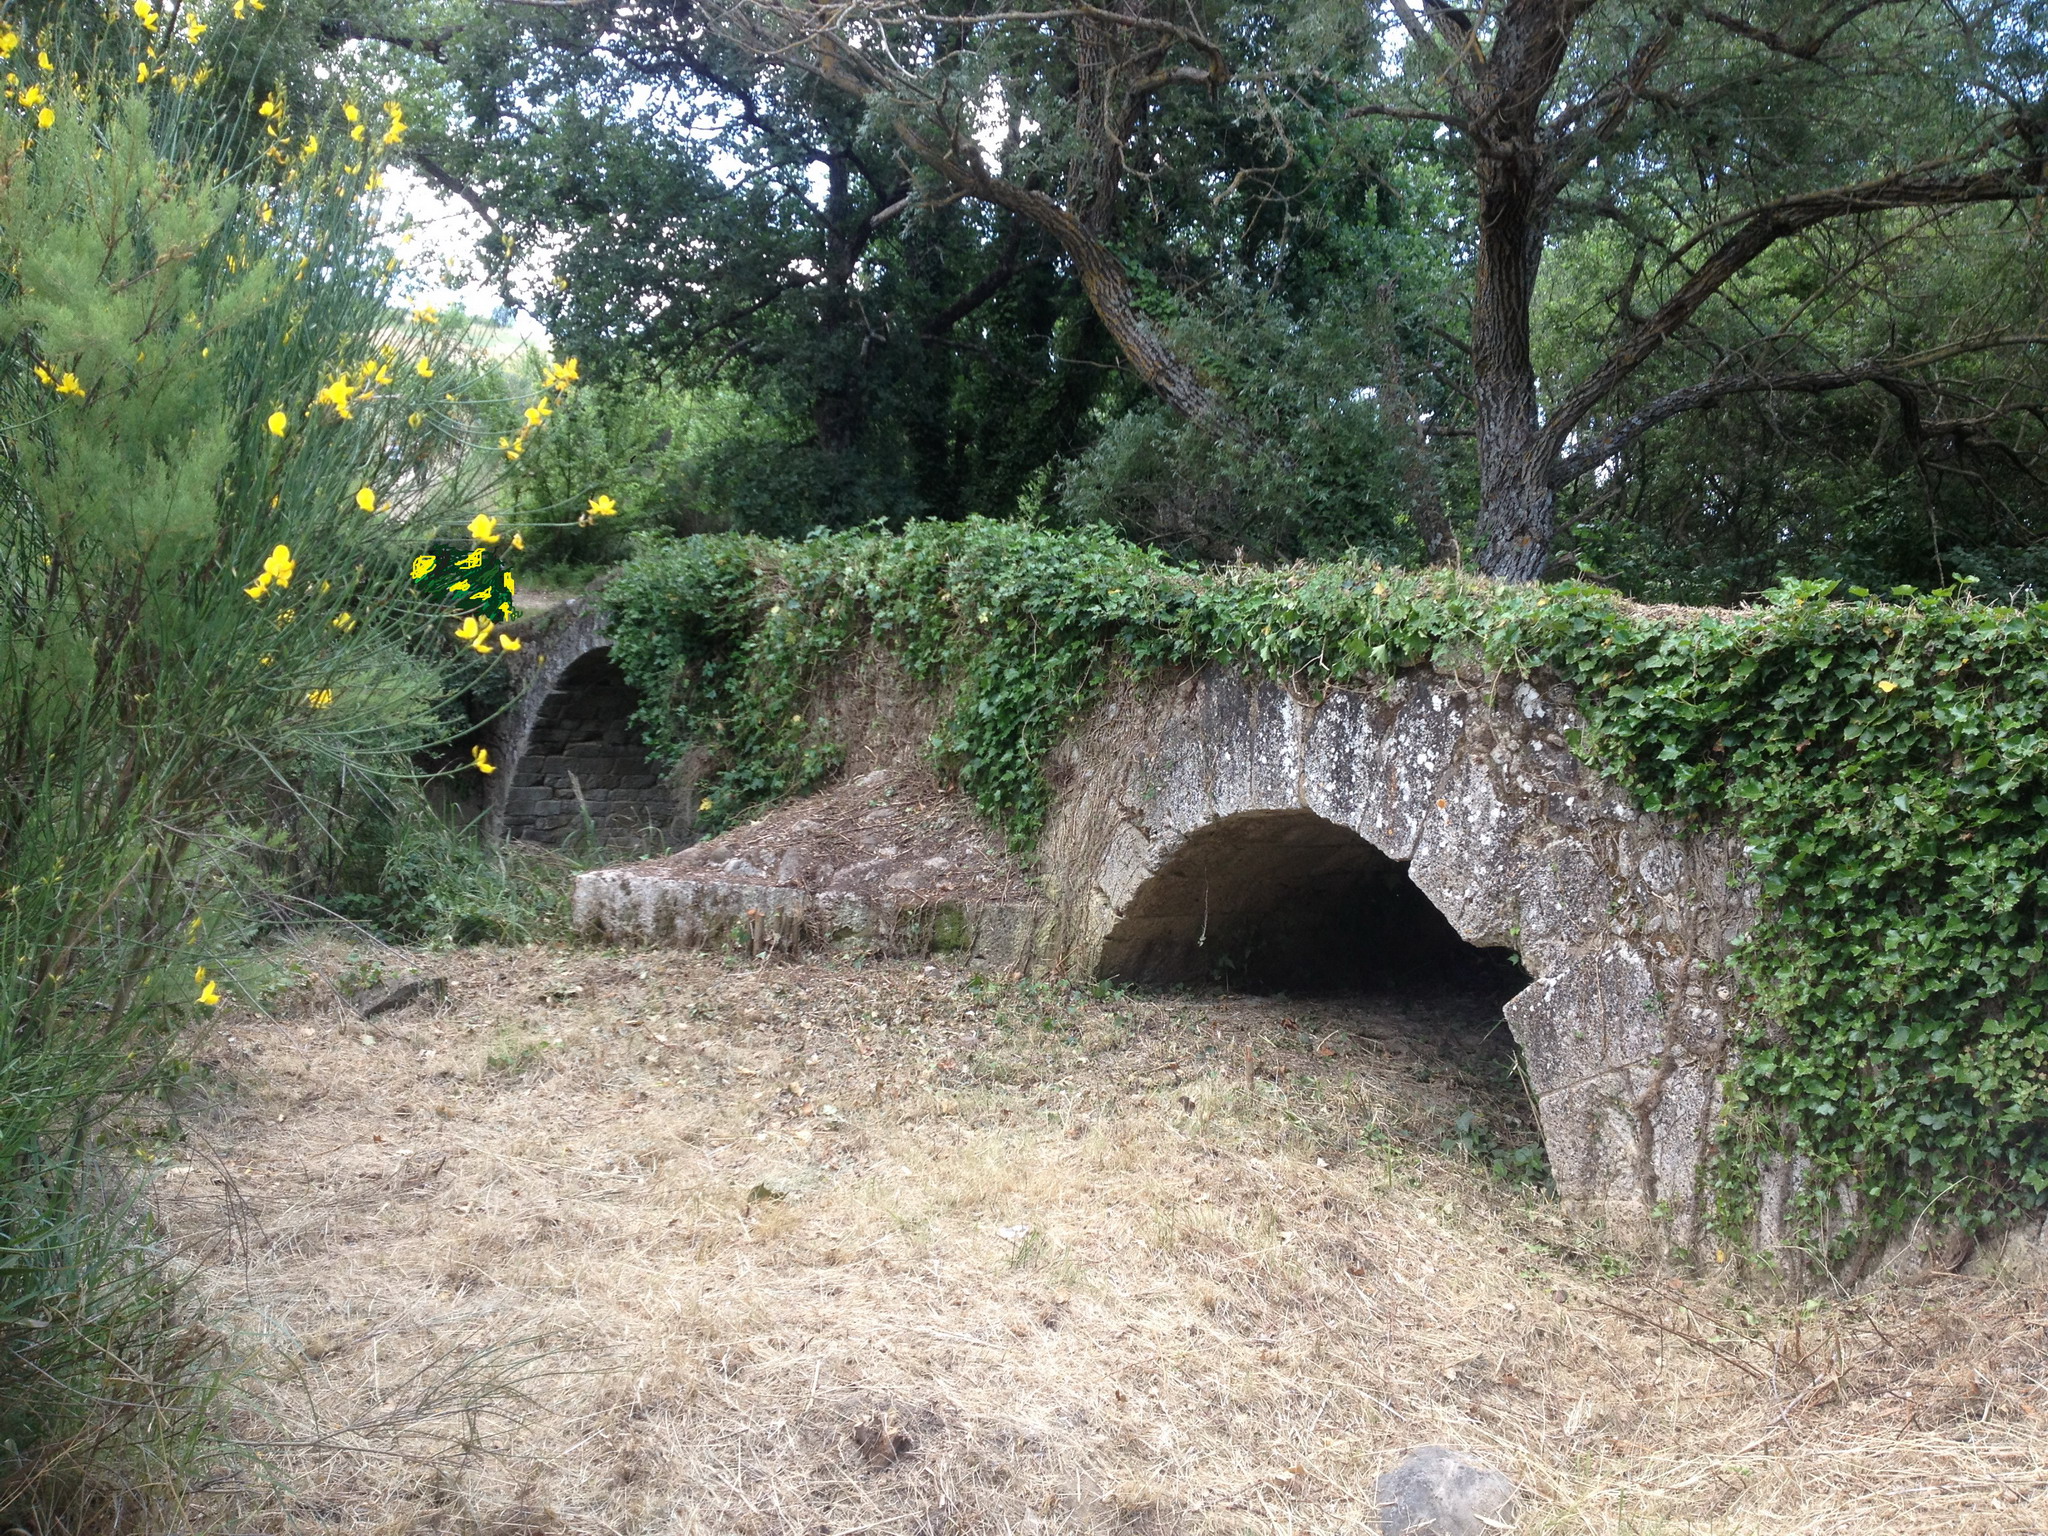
[
  {"x1": 812, "y1": 150, "x2": 868, "y2": 455},
  {"x1": 1466, "y1": 57, "x2": 1561, "y2": 580}
]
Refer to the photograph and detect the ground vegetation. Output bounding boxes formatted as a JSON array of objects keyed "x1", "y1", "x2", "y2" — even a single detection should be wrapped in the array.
[{"x1": 166, "y1": 938, "x2": 2048, "y2": 1535}]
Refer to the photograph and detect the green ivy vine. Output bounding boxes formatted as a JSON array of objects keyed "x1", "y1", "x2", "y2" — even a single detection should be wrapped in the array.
[{"x1": 603, "y1": 520, "x2": 2048, "y2": 1249}]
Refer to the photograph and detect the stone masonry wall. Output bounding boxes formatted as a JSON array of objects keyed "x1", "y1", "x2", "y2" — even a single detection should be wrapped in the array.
[
  {"x1": 1031, "y1": 665, "x2": 1754, "y2": 1242},
  {"x1": 499, "y1": 648, "x2": 684, "y2": 849}
]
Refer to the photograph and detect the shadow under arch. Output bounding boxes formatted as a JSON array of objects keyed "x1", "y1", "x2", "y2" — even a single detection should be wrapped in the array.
[
  {"x1": 1096, "y1": 808, "x2": 1528, "y2": 1000},
  {"x1": 499, "y1": 646, "x2": 682, "y2": 849}
]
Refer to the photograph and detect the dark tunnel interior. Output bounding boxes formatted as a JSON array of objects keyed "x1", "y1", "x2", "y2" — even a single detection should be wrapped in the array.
[{"x1": 1095, "y1": 809, "x2": 1529, "y2": 1000}]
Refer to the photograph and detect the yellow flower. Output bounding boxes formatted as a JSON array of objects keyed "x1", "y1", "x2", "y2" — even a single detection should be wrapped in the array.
[
  {"x1": 453, "y1": 615, "x2": 484, "y2": 641},
  {"x1": 195, "y1": 965, "x2": 207, "y2": 984},
  {"x1": 266, "y1": 409, "x2": 288, "y2": 437},
  {"x1": 133, "y1": 0, "x2": 160, "y2": 32},
  {"x1": 407, "y1": 411, "x2": 423, "y2": 429},
  {"x1": 184, "y1": 18, "x2": 206, "y2": 42},
  {"x1": 314, "y1": 375, "x2": 354, "y2": 419},
  {"x1": 258, "y1": 653, "x2": 273, "y2": 665},
  {"x1": 36, "y1": 49, "x2": 50, "y2": 70},
  {"x1": 136, "y1": 61, "x2": 150, "y2": 83},
  {"x1": 343, "y1": 102, "x2": 360, "y2": 123},
  {"x1": 467, "y1": 513, "x2": 500, "y2": 544},
  {"x1": 304, "y1": 689, "x2": 334, "y2": 709},
  {"x1": 245, "y1": 575, "x2": 271, "y2": 600},
  {"x1": 36, "y1": 106, "x2": 52, "y2": 129},
  {"x1": 1877, "y1": 679, "x2": 1899, "y2": 693},
  {"x1": 409, "y1": 555, "x2": 437, "y2": 580},
  {"x1": 498, "y1": 633, "x2": 521, "y2": 652},
  {"x1": 0, "y1": 30, "x2": 17, "y2": 58},
  {"x1": 587, "y1": 494, "x2": 618, "y2": 518},
  {"x1": 196, "y1": 979, "x2": 221, "y2": 1006},
  {"x1": 299, "y1": 133, "x2": 318, "y2": 159},
  {"x1": 332, "y1": 611, "x2": 356, "y2": 632},
  {"x1": 261, "y1": 543, "x2": 295, "y2": 589},
  {"x1": 257, "y1": 93, "x2": 278, "y2": 118},
  {"x1": 414, "y1": 355, "x2": 433, "y2": 379},
  {"x1": 355, "y1": 485, "x2": 377, "y2": 512},
  {"x1": 471, "y1": 745, "x2": 496, "y2": 774},
  {"x1": 510, "y1": 532, "x2": 525, "y2": 551},
  {"x1": 699, "y1": 797, "x2": 713, "y2": 812},
  {"x1": 52, "y1": 372, "x2": 85, "y2": 397},
  {"x1": 543, "y1": 356, "x2": 580, "y2": 391},
  {"x1": 411, "y1": 304, "x2": 439, "y2": 325},
  {"x1": 19, "y1": 84, "x2": 44, "y2": 107},
  {"x1": 381, "y1": 100, "x2": 406, "y2": 145}
]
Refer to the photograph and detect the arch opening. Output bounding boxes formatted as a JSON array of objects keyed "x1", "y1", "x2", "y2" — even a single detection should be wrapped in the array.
[
  {"x1": 1097, "y1": 809, "x2": 1527, "y2": 1000},
  {"x1": 501, "y1": 648, "x2": 682, "y2": 849}
]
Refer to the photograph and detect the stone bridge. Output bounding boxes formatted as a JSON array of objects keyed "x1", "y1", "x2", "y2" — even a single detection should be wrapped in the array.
[{"x1": 489, "y1": 617, "x2": 1752, "y2": 1239}]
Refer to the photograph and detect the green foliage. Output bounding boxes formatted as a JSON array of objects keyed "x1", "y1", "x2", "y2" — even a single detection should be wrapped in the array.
[
  {"x1": 0, "y1": 28, "x2": 525, "y2": 1524},
  {"x1": 606, "y1": 522, "x2": 2048, "y2": 1251},
  {"x1": 325, "y1": 801, "x2": 577, "y2": 946},
  {"x1": 358, "y1": 0, "x2": 2047, "y2": 591},
  {"x1": 506, "y1": 369, "x2": 751, "y2": 572}
]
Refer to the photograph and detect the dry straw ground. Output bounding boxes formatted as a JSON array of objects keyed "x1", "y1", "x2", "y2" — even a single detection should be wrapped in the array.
[{"x1": 163, "y1": 940, "x2": 2048, "y2": 1534}]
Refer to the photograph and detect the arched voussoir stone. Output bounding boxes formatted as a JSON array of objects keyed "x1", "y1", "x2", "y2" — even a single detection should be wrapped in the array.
[{"x1": 1029, "y1": 666, "x2": 1750, "y2": 1234}]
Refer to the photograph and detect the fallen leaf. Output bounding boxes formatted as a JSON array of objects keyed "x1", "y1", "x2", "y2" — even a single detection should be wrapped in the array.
[{"x1": 850, "y1": 1413, "x2": 912, "y2": 1468}]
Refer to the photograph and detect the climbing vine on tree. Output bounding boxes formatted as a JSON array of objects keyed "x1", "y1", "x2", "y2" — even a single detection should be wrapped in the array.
[{"x1": 604, "y1": 521, "x2": 2048, "y2": 1254}]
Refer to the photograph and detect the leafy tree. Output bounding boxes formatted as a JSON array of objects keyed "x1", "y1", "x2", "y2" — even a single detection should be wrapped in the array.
[
  {"x1": 374, "y1": 3, "x2": 1118, "y2": 531},
  {"x1": 699, "y1": 0, "x2": 2048, "y2": 577},
  {"x1": 1346, "y1": 0, "x2": 2048, "y2": 578}
]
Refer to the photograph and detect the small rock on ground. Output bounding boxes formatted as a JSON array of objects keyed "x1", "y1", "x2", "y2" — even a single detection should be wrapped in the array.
[{"x1": 1377, "y1": 1444, "x2": 1517, "y2": 1535}]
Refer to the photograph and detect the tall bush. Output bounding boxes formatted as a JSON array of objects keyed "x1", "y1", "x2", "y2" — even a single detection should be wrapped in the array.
[{"x1": 0, "y1": 16, "x2": 550, "y2": 1524}]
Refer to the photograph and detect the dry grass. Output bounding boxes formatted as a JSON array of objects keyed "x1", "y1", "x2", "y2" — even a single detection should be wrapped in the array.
[{"x1": 161, "y1": 940, "x2": 2048, "y2": 1535}]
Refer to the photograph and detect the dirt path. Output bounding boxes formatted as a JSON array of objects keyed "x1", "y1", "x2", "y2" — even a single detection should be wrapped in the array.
[{"x1": 166, "y1": 941, "x2": 2048, "y2": 1534}]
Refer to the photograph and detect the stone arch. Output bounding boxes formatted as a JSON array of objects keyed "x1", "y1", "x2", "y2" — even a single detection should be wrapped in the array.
[
  {"x1": 486, "y1": 602, "x2": 687, "y2": 850},
  {"x1": 1033, "y1": 666, "x2": 1751, "y2": 1235},
  {"x1": 1097, "y1": 806, "x2": 1525, "y2": 998}
]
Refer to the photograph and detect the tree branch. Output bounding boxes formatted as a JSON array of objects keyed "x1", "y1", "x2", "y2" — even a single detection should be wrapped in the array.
[
  {"x1": 1537, "y1": 152, "x2": 2048, "y2": 470},
  {"x1": 1699, "y1": 2, "x2": 1896, "y2": 62},
  {"x1": 1551, "y1": 333, "x2": 2048, "y2": 487},
  {"x1": 1344, "y1": 101, "x2": 1469, "y2": 131},
  {"x1": 407, "y1": 152, "x2": 510, "y2": 251}
]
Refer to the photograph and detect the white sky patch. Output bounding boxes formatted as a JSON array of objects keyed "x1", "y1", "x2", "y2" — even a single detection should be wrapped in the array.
[{"x1": 381, "y1": 166, "x2": 553, "y2": 347}]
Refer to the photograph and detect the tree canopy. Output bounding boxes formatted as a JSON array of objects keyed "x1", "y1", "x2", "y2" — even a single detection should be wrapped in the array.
[{"x1": 338, "y1": 0, "x2": 2047, "y2": 597}]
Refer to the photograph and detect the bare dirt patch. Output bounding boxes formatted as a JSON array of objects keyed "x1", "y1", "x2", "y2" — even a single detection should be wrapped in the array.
[
  {"x1": 166, "y1": 942, "x2": 2048, "y2": 1534},
  {"x1": 624, "y1": 765, "x2": 1035, "y2": 908}
]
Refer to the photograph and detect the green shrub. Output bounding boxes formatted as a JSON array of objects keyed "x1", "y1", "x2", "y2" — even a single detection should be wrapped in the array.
[
  {"x1": 0, "y1": 19, "x2": 557, "y2": 1523},
  {"x1": 326, "y1": 803, "x2": 577, "y2": 946}
]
